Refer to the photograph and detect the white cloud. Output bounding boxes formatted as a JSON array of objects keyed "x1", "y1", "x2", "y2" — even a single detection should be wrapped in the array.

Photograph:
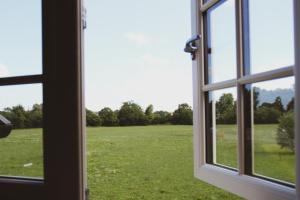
[
  {"x1": 0, "y1": 64, "x2": 9, "y2": 77},
  {"x1": 124, "y1": 32, "x2": 149, "y2": 45},
  {"x1": 134, "y1": 54, "x2": 170, "y2": 68}
]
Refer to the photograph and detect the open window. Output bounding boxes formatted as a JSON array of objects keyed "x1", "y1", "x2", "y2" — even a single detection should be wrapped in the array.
[
  {"x1": 190, "y1": 0, "x2": 299, "y2": 199},
  {"x1": 0, "y1": 0, "x2": 86, "y2": 199}
]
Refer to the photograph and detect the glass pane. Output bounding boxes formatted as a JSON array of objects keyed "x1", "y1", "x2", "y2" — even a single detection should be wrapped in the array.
[
  {"x1": 208, "y1": 87, "x2": 237, "y2": 168},
  {"x1": 206, "y1": 0, "x2": 236, "y2": 83},
  {"x1": 0, "y1": 1, "x2": 42, "y2": 77},
  {"x1": 248, "y1": 0, "x2": 294, "y2": 74},
  {"x1": 0, "y1": 84, "x2": 43, "y2": 178},
  {"x1": 252, "y1": 77, "x2": 295, "y2": 184}
]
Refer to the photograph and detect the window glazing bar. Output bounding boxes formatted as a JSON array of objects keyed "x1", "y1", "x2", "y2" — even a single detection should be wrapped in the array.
[
  {"x1": 293, "y1": 0, "x2": 300, "y2": 198},
  {"x1": 0, "y1": 74, "x2": 43, "y2": 86},
  {"x1": 200, "y1": 59, "x2": 293, "y2": 92},
  {"x1": 202, "y1": 79, "x2": 236, "y2": 91},
  {"x1": 238, "y1": 66, "x2": 294, "y2": 85},
  {"x1": 200, "y1": 0, "x2": 222, "y2": 12},
  {"x1": 235, "y1": 0, "x2": 245, "y2": 175}
]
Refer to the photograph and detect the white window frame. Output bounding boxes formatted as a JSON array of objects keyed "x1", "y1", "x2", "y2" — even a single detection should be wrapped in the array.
[{"x1": 191, "y1": 0, "x2": 299, "y2": 199}]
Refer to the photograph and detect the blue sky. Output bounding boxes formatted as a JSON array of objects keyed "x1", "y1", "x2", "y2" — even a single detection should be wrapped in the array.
[
  {"x1": 84, "y1": 0, "x2": 192, "y2": 111},
  {"x1": 0, "y1": 0, "x2": 295, "y2": 111}
]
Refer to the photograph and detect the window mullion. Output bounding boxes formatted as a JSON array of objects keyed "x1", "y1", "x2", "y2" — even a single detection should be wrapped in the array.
[
  {"x1": 240, "y1": 0, "x2": 253, "y2": 176},
  {"x1": 293, "y1": 0, "x2": 300, "y2": 197},
  {"x1": 235, "y1": 0, "x2": 245, "y2": 175}
]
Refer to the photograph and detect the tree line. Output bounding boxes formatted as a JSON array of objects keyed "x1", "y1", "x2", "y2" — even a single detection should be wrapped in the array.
[
  {"x1": 0, "y1": 93, "x2": 294, "y2": 152},
  {"x1": 0, "y1": 102, "x2": 193, "y2": 129},
  {"x1": 215, "y1": 88, "x2": 294, "y2": 124},
  {"x1": 216, "y1": 88, "x2": 295, "y2": 152},
  {"x1": 87, "y1": 102, "x2": 193, "y2": 126}
]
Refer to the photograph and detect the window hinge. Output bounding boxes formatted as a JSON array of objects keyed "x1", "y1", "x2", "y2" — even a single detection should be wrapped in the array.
[
  {"x1": 85, "y1": 188, "x2": 90, "y2": 200},
  {"x1": 82, "y1": 6, "x2": 87, "y2": 30}
]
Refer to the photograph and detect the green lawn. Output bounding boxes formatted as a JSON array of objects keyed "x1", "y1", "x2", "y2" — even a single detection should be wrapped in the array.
[
  {"x1": 215, "y1": 124, "x2": 295, "y2": 183},
  {"x1": 0, "y1": 125, "x2": 295, "y2": 199}
]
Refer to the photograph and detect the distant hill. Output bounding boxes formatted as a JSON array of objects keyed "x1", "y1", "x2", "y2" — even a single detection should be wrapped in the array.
[{"x1": 254, "y1": 87, "x2": 294, "y2": 108}]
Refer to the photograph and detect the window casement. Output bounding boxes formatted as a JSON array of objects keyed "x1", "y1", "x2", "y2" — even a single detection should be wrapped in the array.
[
  {"x1": 191, "y1": 0, "x2": 299, "y2": 199},
  {"x1": 0, "y1": 0, "x2": 86, "y2": 199}
]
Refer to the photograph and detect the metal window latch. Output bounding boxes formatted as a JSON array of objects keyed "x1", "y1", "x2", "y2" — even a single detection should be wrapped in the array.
[
  {"x1": 184, "y1": 35, "x2": 201, "y2": 60},
  {"x1": 82, "y1": 6, "x2": 87, "y2": 30},
  {"x1": 0, "y1": 114, "x2": 12, "y2": 139}
]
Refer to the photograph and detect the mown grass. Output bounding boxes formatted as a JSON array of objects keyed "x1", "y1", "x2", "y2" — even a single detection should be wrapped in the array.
[
  {"x1": 0, "y1": 125, "x2": 295, "y2": 199},
  {"x1": 87, "y1": 126, "x2": 241, "y2": 200},
  {"x1": 215, "y1": 124, "x2": 295, "y2": 183}
]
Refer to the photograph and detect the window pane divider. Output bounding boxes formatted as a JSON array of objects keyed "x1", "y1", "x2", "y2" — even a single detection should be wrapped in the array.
[
  {"x1": 201, "y1": 0, "x2": 222, "y2": 12},
  {"x1": 236, "y1": 0, "x2": 245, "y2": 175},
  {"x1": 0, "y1": 74, "x2": 43, "y2": 86},
  {"x1": 202, "y1": 79, "x2": 236, "y2": 91},
  {"x1": 0, "y1": 177, "x2": 44, "y2": 199},
  {"x1": 238, "y1": 65, "x2": 294, "y2": 85},
  {"x1": 294, "y1": 0, "x2": 300, "y2": 198},
  {"x1": 202, "y1": 66, "x2": 294, "y2": 92}
]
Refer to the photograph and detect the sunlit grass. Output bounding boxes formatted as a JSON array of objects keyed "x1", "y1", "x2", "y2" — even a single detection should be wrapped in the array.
[{"x1": 0, "y1": 125, "x2": 295, "y2": 199}]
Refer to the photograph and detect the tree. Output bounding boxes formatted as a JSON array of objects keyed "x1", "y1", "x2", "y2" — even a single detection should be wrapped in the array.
[
  {"x1": 1, "y1": 105, "x2": 27, "y2": 129},
  {"x1": 98, "y1": 107, "x2": 119, "y2": 126},
  {"x1": 145, "y1": 104, "x2": 154, "y2": 124},
  {"x1": 216, "y1": 94, "x2": 234, "y2": 115},
  {"x1": 253, "y1": 87, "x2": 260, "y2": 111},
  {"x1": 26, "y1": 104, "x2": 43, "y2": 128},
  {"x1": 171, "y1": 103, "x2": 193, "y2": 125},
  {"x1": 86, "y1": 109, "x2": 101, "y2": 127},
  {"x1": 215, "y1": 93, "x2": 236, "y2": 124},
  {"x1": 118, "y1": 101, "x2": 147, "y2": 126},
  {"x1": 260, "y1": 102, "x2": 273, "y2": 109},
  {"x1": 276, "y1": 111, "x2": 294, "y2": 152},
  {"x1": 254, "y1": 106, "x2": 281, "y2": 124},
  {"x1": 287, "y1": 97, "x2": 294, "y2": 112},
  {"x1": 273, "y1": 96, "x2": 284, "y2": 113},
  {"x1": 152, "y1": 111, "x2": 171, "y2": 124}
]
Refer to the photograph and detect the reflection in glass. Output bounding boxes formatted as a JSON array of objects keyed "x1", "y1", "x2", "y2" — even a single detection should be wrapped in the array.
[
  {"x1": 208, "y1": 87, "x2": 237, "y2": 168},
  {"x1": 252, "y1": 77, "x2": 295, "y2": 184},
  {"x1": 249, "y1": 0, "x2": 294, "y2": 74},
  {"x1": 0, "y1": 84, "x2": 43, "y2": 178},
  {"x1": 0, "y1": 1, "x2": 42, "y2": 77},
  {"x1": 206, "y1": 0, "x2": 236, "y2": 83}
]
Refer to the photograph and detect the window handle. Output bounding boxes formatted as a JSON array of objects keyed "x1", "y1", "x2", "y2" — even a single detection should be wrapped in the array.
[
  {"x1": 184, "y1": 35, "x2": 201, "y2": 60},
  {"x1": 0, "y1": 114, "x2": 12, "y2": 139}
]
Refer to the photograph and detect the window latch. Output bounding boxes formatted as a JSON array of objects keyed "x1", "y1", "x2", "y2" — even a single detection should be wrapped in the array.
[
  {"x1": 0, "y1": 114, "x2": 12, "y2": 139},
  {"x1": 184, "y1": 35, "x2": 201, "y2": 60}
]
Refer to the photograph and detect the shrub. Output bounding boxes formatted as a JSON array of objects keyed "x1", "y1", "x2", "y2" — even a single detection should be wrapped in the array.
[
  {"x1": 254, "y1": 107, "x2": 281, "y2": 124},
  {"x1": 118, "y1": 101, "x2": 147, "y2": 126},
  {"x1": 152, "y1": 111, "x2": 171, "y2": 124},
  {"x1": 171, "y1": 104, "x2": 193, "y2": 125},
  {"x1": 98, "y1": 107, "x2": 119, "y2": 126},
  {"x1": 145, "y1": 105, "x2": 154, "y2": 124},
  {"x1": 86, "y1": 109, "x2": 101, "y2": 127},
  {"x1": 276, "y1": 112, "x2": 295, "y2": 152}
]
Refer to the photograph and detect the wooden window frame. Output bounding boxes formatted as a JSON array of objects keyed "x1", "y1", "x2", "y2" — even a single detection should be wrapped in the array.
[
  {"x1": 192, "y1": 0, "x2": 299, "y2": 199},
  {"x1": 0, "y1": 0, "x2": 86, "y2": 199}
]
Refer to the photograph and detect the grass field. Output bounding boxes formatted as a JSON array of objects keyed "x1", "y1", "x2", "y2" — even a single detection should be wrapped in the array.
[{"x1": 0, "y1": 125, "x2": 295, "y2": 199}]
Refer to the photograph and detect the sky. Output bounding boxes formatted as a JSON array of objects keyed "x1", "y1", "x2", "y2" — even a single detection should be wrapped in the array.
[
  {"x1": 0, "y1": 0, "x2": 295, "y2": 112},
  {"x1": 84, "y1": 0, "x2": 192, "y2": 111}
]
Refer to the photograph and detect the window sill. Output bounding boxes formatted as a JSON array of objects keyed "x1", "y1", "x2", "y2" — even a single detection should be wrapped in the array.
[{"x1": 195, "y1": 164, "x2": 296, "y2": 200}]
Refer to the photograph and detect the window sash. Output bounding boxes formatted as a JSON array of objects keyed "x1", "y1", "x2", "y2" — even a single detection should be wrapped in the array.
[{"x1": 192, "y1": 0, "x2": 299, "y2": 199}]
